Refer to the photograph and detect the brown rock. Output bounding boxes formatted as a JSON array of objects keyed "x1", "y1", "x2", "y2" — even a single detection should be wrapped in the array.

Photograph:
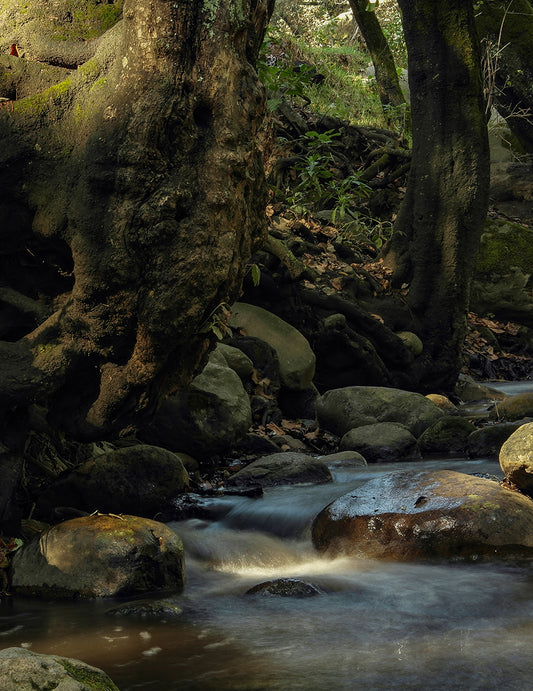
[{"x1": 312, "y1": 470, "x2": 533, "y2": 561}]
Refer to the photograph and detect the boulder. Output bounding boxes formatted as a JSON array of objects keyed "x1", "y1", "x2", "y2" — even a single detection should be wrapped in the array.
[
  {"x1": 467, "y1": 421, "x2": 529, "y2": 458},
  {"x1": 316, "y1": 386, "x2": 444, "y2": 438},
  {"x1": 499, "y1": 422, "x2": 533, "y2": 492},
  {"x1": 106, "y1": 599, "x2": 183, "y2": 618},
  {"x1": 425, "y1": 393, "x2": 457, "y2": 413},
  {"x1": 141, "y1": 360, "x2": 252, "y2": 458},
  {"x1": 318, "y1": 450, "x2": 367, "y2": 468},
  {"x1": 11, "y1": 514, "x2": 185, "y2": 598},
  {"x1": 226, "y1": 452, "x2": 332, "y2": 488},
  {"x1": 245, "y1": 578, "x2": 324, "y2": 597},
  {"x1": 312, "y1": 469, "x2": 533, "y2": 560},
  {"x1": 471, "y1": 219, "x2": 533, "y2": 327},
  {"x1": 418, "y1": 417, "x2": 477, "y2": 456},
  {"x1": 229, "y1": 302, "x2": 316, "y2": 390},
  {"x1": 490, "y1": 393, "x2": 533, "y2": 421},
  {"x1": 396, "y1": 331, "x2": 423, "y2": 356},
  {"x1": 36, "y1": 445, "x2": 189, "y2": 520},
  {"x1": 0, "y1": 647, "x2": 119, "y2": 691},
  {"x1": 455, "y1": 375, "x2": 508, "y2": 402},
  {"x1": 339, "y1": 422, "x2": 419, "y2": 463},
  {"x1": 215, "y1": 343, "x2": 254, "y2": 380}
]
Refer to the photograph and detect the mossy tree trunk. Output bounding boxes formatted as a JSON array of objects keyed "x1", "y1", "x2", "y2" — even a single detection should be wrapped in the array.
[
  {"x1": 0, "y1": 0, "x2": 274, "y2": 440},
  {"x1": 348, "y1": 0, "x2": 406, "y2": 111},
  {"x1": 475, "y1": 0, "x2": 533, "y2": 153},
  {"x1": 381, "y1": 0, "x2": 490, "y2": 391}
]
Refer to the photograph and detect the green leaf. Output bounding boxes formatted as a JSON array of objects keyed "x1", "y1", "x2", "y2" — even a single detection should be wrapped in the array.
[{"x1": 251, "y1": 264, "x2": 261, "y2": 287}]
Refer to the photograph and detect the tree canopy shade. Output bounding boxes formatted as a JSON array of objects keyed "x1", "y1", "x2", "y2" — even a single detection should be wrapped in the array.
[
  {"x1": 382, "y1": 0, "x2": 490, "y2": 390},
  {"x1": 0, "y1": 0, "x2": 274, "y2": 440}
]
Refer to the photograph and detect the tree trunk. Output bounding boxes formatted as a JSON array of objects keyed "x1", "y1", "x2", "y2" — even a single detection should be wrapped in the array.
[
  {"x1": 0, "y1": 0, "x2": 274, "y2": 440},
  {"x1": 348, "y1": 0, "x2": 405, "y2": 111},
  {"x1": 476, "y1": 0, "x2": 533, "y2": 153},
  {"x1": 381, "y1": 0, "x2": 490, "y2": 391}
]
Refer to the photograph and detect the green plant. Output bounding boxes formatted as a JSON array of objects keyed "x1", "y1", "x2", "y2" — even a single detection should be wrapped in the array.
[{"x1": 338, "y1": 212, "x2": 394, "y2": 250}]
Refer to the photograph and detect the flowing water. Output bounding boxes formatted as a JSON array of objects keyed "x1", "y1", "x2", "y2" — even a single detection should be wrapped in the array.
[{"x1": 1, "y1": 381, "x2": 533, "y2": 689}]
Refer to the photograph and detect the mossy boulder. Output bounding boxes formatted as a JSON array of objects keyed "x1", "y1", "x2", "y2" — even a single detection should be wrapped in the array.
[
  {"x1": 35, "y1": 445, "x2": 189, "y2": 520},
  {"x1": 317, "y1": 386, "x2": 444, "y2": 438},
  {"x1": 11, "y1": 514, "x2": 185, "y2": 598},
  {"x1": 490, "y1": 393, "x2": 533, "y2": 421},
  {"x1": 0, "y1": 647, "x2": 119, "y2": 691},
  {"x1": 418, "y1": 417, "x2": 477, "y2": 456},
  {"x1": 226, "y1": 452, "x2": 332, "y2": 488},
  {"x1": 339, "y1": 422, "x2": 419, "y2": 463}
]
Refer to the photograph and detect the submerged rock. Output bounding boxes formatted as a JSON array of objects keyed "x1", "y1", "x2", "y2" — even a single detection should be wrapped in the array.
[
  {"x1": 312, "y1": 470, "x2": 533, "y2": 561},
  {"x1": 226, "y1": 452, "x2": 332, "y2": 488},
  {"x1": 0, "y1": 647, "x2": 119, "y2": 690},
  {"x1": 106, "y1": 599, "x2": 183, "y2": 618},
  {"x1": 499, "y1": 422, "x2": 533, "y2": 493},
  {"x1": 11, "y1": 514, "x2": 185, "y2": 598},
  {"x1": 246, "y1": 577, "x2": 324, "y2": 598},
  {"x1": 317, "y1": 386, "x2": 444, "y2": 438}
]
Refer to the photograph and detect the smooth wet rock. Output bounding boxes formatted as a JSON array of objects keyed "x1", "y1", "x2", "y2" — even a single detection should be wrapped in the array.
[
  {"x1": 246, "y1": 577, "x2": 324, "y2": 598},
  {"x1": 0, "y1": 647, "x2": 119, "y2": 691},
  {"x1": 418, "y1": 417, "x2": 476, "y2": 456},
  {"x1": 36, "y1": 445, "x2": 189, "y2": 520},
  {"x1": 141, "y1": 360, "x2": 252, "y2": 458},
  {"x1": 499, "y1": 422, "x2": 533, "y2": 492},
  {"x1": 312, "y1": 469, "x2": 533, "y2": 561},
  {"x1": 316, "y1": 386, "x2": 444, "y2": 438},
  {"x1": 229, "y1": 302, "x2": 316, "y2": 390},
  {"x1": 226, "y1": 452, "x2": 332, "y2": 488},
  {"x1": 11, "y1": 514, "x2": 185, "y2": 598},
  {"x1": 339, "y1": 422, "x2": 419, "y2": 463}
]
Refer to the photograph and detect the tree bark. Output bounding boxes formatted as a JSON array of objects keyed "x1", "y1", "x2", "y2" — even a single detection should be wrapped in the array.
[
  {"x1": 381, "y1": 0, "x2": 490, "y2": 391},
  {"x1": 0, "y1": 0, "x2": 274, "y2": 440},
  {"x1": 476, "y1": 0, "x2": 533, "y2": 153},
  {"x1": 348, "y1": 0, "x2": 406, "y2": 111}
]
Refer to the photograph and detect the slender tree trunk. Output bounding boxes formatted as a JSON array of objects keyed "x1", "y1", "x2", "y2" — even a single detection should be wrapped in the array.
[
  {"x1": 0, "y1": 0, "x2": 274, "y2": 439},
  {"x1": 348, "y1": 0, "x2": 405, "y2": 111},
  {"x1": 382, "y1": 0, "x2": 490, "y2": 391},
  {"x1": 476, "y1": 0, "x2": 533, "y2": 153}
]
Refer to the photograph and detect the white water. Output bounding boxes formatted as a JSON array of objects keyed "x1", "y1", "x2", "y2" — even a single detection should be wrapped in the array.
[{"x1": 3, "y1": 454, "x2": 533, "y2": 690}]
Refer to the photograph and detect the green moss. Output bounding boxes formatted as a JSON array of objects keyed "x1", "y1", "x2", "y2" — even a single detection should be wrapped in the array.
[
  {"x1": 477, "y1": 219, "x2": 533, "y2": 275},
  {"x1": 51, "y1": 1, "x2": 123, "y2": 41},
  {"x1": 15, "y1": 77, "x2": 73, "y2": 116},
  {"x1": 58, "y1": 659, "x2": 120, "y2": 691}
]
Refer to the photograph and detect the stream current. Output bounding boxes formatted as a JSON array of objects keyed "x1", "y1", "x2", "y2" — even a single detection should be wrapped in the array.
[{"x1": 1, "y1": 382, "x2": 533, "y2": 690}]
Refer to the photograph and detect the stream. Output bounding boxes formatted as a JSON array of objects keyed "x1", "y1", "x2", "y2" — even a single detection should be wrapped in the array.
[{"x1": 1, "y1": 381, "x2": 532, "y2": 690}]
